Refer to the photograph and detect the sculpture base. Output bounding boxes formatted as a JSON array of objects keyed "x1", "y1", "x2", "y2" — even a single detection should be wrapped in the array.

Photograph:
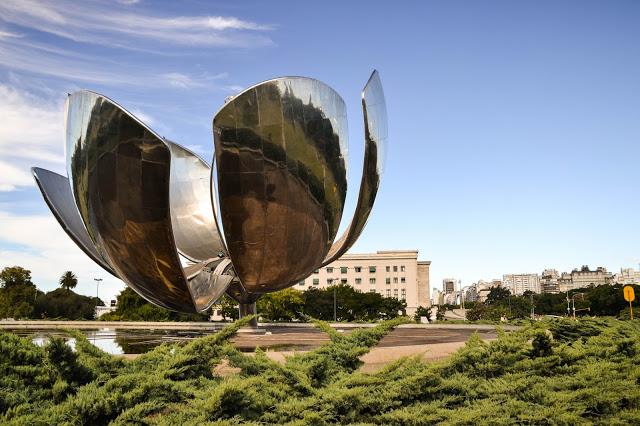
[{"x1": 239, "y1": 302, "x2": 258, "y2": 328}]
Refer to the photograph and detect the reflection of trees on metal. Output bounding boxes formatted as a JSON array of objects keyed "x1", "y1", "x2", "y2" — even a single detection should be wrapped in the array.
[{"x1": 32, "y1": 71, "x2": 388, "y2": 319}]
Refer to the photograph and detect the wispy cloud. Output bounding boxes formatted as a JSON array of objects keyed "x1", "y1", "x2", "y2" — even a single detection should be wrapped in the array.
[
  {"x1": 0, "y1": 84, "x2": 64, "y2": 192},
  {"x1": 0, "y1": 39, "x2": 227, "y2": 89},
  {"x1": 0, "y1": 161, "x2": 34, "y2": 192},
  {"x1": 0, "y1": 210, "x2": 124, "y2": 302},
  {"x1": 0, "y1": 29, "x2": 22, "y2": 39},
  {"x1": 0, "y1": 0, "x2": 273, "y2": 49},
  {"x1": 162, "y1": 72, "x2": 228, "y2": 89}
]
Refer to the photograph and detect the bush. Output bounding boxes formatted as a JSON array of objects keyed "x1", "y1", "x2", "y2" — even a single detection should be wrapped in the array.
[
  {"x1": 34, "y1": 288, "x2": 97, "y2": 320},
  {"x1": 2, "y1": 318, "x2": 640, "y2": 424}
]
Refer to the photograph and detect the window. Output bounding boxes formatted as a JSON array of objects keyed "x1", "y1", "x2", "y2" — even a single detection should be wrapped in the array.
[
  {"x1": 340, "y1": 267, "x2": 348, "y2": 274},
  {"x1": 386, "y1": 266, "x2": 390, "y2": 272},
  {"x1": 369, "y1": 266, "x2": 376, "y2": 273},
  {"x1": 355, "y1": 266, "x2": 362, "y2": 273},
  {"x1": 369, "y1": 289, "x2": 376, "y2": 293},
  {"x1": 298, "y1": 280, "x2": 305, "y2": 286},
  {"x1": 341, "y1": 278, "x2": 347, "y2": 284},
  {"x1": 326, "y1": 267, "x2": 333, "y2": 273},
  {"x1": 393, "y1": 277, "x2": 398, "y2": 284},
  {"x1": 394, "y1": 289, "x2": 399, "y2": 298},
  {"x1": 401, "y1": 266, "x2": 405, "y2": 272},
  {"x1": 393, "y1": 265, "x2": 398, "y2": 272},
  {"x1": 385, "y1": 277, "x2": 391, "y2": 284},
  {"x1": 386, "y1": 289, "x2": 391, "y2": 297},
  {"x1": 401, "y1": 289, "x2": 406, "y2": 300},
  {"x1": 313, "y1": 278, "x2": 319, "y2": 286},
  {"x1": 369, "y1": 278, "x2": 376, "y2": 284},
  {"x1": 401, "y1": 277, "x2": 406, "y2": 283},
  {"x1": 355, "y1": 278, "x2": 362, "y2": 284},
  {"x1": 327, "y1": 278, "x2": 333, "y2": 285},
  {"x1": 313, "y1": 269, "x2": 319, "y2": 274}
]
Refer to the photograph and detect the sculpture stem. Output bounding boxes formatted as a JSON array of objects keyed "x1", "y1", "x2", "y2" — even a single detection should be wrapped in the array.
[{"x1": 239, "y1": 302, "x2": 258, "y2": 327}]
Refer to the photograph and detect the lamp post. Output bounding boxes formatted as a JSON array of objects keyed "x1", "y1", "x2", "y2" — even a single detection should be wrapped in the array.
[
  {"x1": 94, "y1": 278, "x2": 102, "y2": 319},
  {"x1": 333, "y1": 285, "x2": 337, "y2": 322}
]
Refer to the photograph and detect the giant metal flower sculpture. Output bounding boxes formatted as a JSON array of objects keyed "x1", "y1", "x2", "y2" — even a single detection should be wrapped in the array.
[{"x1": 32, "y1": 71, "x2": 387, "y2": 318}]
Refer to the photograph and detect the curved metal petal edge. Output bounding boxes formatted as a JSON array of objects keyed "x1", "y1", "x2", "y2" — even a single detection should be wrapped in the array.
[
  {"x1": 321, "y1": 70, "x2": 388, "y2": 266},
  {"x1": 167, "y1": 140, "x2": 227, "y2": 263},
  {"x1": 31, "y1": 167, "x2": 118, "y2": 278}
]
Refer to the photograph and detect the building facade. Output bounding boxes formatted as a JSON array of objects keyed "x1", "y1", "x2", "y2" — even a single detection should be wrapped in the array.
[
  {"x1": 297, "y1": 250, "x2": 431, "y2": 315},
  {"x1": 615, "y1": 268, "x2": 640, "y2": 285},
  {"x1": 442, "y1": 278, "x2": 456, "y2": 295},
  {"x1": 567, "y1": 266, "x2": 613, "y2": 290},
  {"x1": 540, "y1": 269, "x2": 561, "y2": 294},
  {"x1": 503, "y1": 273, "x2": 540, "y2": 295}
]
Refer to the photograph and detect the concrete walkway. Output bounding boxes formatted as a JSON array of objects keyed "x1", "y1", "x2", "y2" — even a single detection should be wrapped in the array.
[{"x1": 0, "y1": 319, "x2": 518, "y2": 331}]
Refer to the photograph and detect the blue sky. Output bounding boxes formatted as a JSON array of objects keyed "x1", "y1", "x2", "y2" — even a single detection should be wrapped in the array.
[{"x1": 1, "y1": 0, "x2": 639, "y2": 302}]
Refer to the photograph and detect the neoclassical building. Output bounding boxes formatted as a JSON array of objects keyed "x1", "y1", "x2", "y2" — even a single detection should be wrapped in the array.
[{"x1": 296, "y1": 250, "x2": 431, "y2": 316}]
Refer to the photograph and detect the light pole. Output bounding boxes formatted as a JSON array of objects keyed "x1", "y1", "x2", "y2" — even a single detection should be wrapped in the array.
[
  {"x1": 571, "y1": 292, "x2": 584, "y2": 319},
  {"x1": 530, "y1": 292, "x2": 535, "y2": 320},
  {"x1": 333, "y1": 286, "x2": 337, "y2": 322},
  {"x1": 94, "y1": 278, "x2": 102, "y2": 319}
]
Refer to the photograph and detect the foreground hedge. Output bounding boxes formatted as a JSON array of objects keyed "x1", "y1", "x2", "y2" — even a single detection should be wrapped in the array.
[{"x1": 1, "y1": 317, "x2": 639, "y2": 425}]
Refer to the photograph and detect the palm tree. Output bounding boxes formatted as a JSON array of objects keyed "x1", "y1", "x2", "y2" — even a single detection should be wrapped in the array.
[{"x1": 59, "y1": 271, "x2": 78, "y2": 292}]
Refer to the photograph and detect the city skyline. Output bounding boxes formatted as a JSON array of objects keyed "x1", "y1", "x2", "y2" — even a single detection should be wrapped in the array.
[{"x1": 1, "y1": 1, "x2": 640, "y2": 303}]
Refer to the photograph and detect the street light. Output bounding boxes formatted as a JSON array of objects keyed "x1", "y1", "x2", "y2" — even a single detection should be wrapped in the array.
[
  {"x1": 94, "y1": 278, "x2": 102, "y2": 319},
  {"x1": 566, "y1": 291, "x2": 585, "y2": 319}
]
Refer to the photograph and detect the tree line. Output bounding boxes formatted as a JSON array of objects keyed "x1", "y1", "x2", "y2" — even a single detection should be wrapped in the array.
[
  {"x1": 0, "y1": 266, "x2": 101, "y2": 320},
  {"x1": 1, "y1": 266, "x2": 408, "y2": 322},
  {"x1": 107, "y1": 283, "x2": 408, "y2": 322},
  {"x1": 464, "y1": 283, "x2": 639, "y2": 321}
]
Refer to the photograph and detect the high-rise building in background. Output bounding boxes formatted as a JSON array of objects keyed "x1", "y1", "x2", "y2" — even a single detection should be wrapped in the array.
[
  {"x1": 540, "y1": 269, "x2": 561, "y2": 294},
  {"x1": 502, "y1": 273, "x2": 540, "y2": 295},
  {"x1": 615, "y1": 268, "x2": 640, "y2": 285},
  {"x1": 442, "y1": 278, "x2": 456, "y2": 295}
]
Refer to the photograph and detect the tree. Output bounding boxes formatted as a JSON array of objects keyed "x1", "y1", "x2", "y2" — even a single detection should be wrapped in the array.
[
  {"x1": 101, "y1": 287, "x2": 208, "y2": 322},
  {"x1": 215, "y1": 295, "x2": 239, "y2": 321},
  {"x1": 485, "y1": 287, "x2": 511, "y2": 305},
  {"x1": 33, "y1": 288, "x2": 96, "y2": 320},
  {"x1": 59, "y1": 271, "x2": 78, "y2": 292},
  {"x1": 257, "y1": 288, "x2": 304, "y2": 321},
  {"x1": 0, "y1": 266, "x2": 33, "y2": 288},
  {"x1": 414, "y1": 306, "x2": 432, "y2": 322},
  {"x1": 0, "y1": 266, "x2": 38, "y2": 319}
]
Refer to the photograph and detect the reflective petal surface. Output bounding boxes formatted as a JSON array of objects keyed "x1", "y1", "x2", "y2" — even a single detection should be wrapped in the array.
[
  {"x1": 65, "y1": 91, "x2": 196, "y2": 312},
  {"x1": 213, "y1": 77, "x2": 348, "y2": 294},
  {"x1": 167, "y1": 141, "x2": 226, "y2": 262},
  {"x1": 31, "y1": 167, "x2": 117, "y2": 277},
  {"x1": 322, "y1": 70, "x2": 387, "y2": 265}
]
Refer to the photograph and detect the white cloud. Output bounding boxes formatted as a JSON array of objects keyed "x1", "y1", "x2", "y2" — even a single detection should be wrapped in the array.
[
  {"x1": 0, "y1": 210, "x2": 124, "y2": 302},
  {"x1": 0, "y1": 160, "x2": 34, "y2": 191},
  {"x1": 0, "y1": 0, "x2": 273, "y2": 49},
  {"x1": 162, "y1": 72, "x2": 227, "y2": 89},
  {"x1": 0, "y1": 84, "x2": 65, "y2": 191},
  {"x1": 129, "y1": 108, "x2": 155, "y2": 126},
  {"x1": 0, "y1": 39, "x2": 229, "y2": 89},
  {"x1": 0, "y1": 29, "x2": 22, "y2": 39}
]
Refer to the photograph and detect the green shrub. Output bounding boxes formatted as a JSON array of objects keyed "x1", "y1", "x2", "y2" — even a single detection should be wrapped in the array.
[{"x1": 2, "y1": 317, "x2": 640, "y2": 424}]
